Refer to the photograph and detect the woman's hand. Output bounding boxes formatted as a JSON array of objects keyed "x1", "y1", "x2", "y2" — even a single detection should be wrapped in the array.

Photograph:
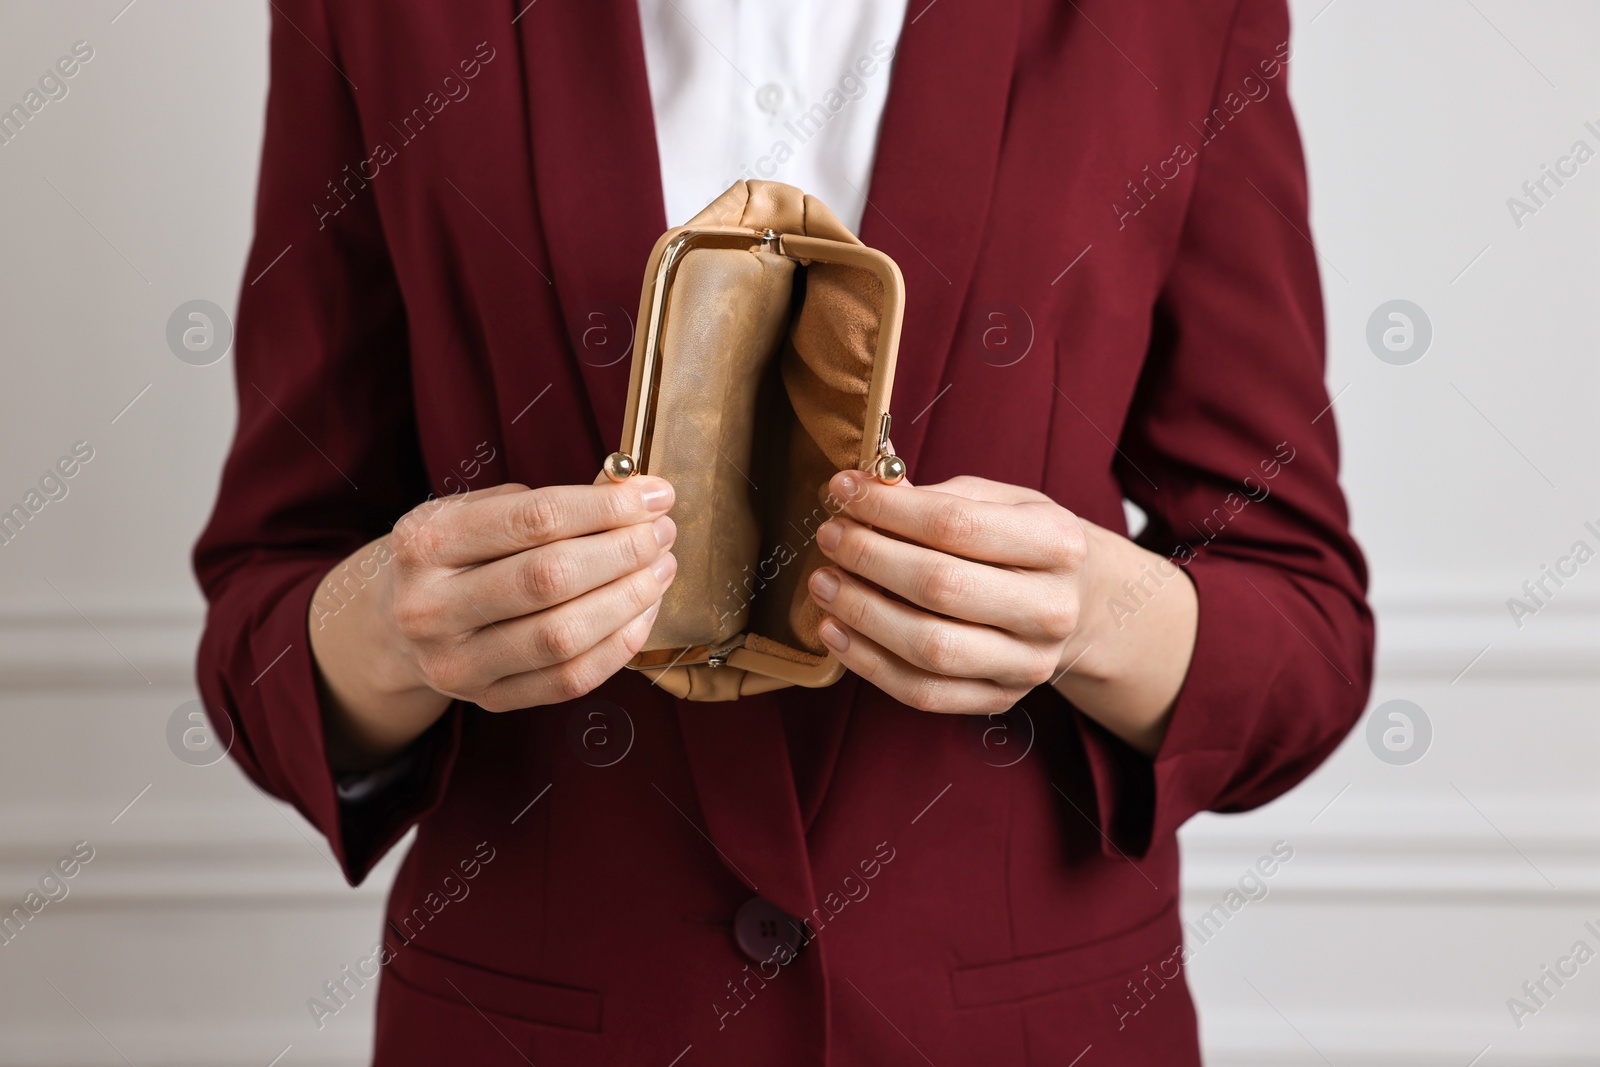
[
  {"x1": 808, "y1": 472, "x2": 1085, "y2": 714},
  {"x1": 808, "y1": 471, "x2": 1196, "y2": 756},
  {"x1": 310, "y1": 478, "x2": 677, "y2": 771}
]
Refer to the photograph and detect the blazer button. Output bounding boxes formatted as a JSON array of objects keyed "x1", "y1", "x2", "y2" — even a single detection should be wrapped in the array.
[{"x1": 733, "y1": 897, "x2": 805, "y2": 965}]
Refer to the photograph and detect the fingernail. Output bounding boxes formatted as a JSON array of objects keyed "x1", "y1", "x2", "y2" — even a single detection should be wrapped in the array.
[
  {"x1": 817, "y1": 520, "x2": 841, "y2": 552},
  {"x1": 819, "y1": 619, "x2": 849, "y2": 652},
  {"x1": 651, "y1": 552, "x2": 677, "y2": 584},
  {"x1": 643, "y1": 601, "x2": 661, "y2": 624},
  {"x1": 652, "y1": 515, "x2": 675, "y2": 548},
  {"x1": 639, "y1": 480, "x2": 674, "y2": 512},
  {"x1": 809, "y1": 567, "x2": 840, "y2": 603},
  {"x1": 833, "y1": 471, "x2": 861, "y2": 502}
]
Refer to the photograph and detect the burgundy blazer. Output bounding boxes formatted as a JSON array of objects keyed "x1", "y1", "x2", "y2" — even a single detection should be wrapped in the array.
[{"x1": 194, "y1": 0, "x2": 1373, "y2": 1063}]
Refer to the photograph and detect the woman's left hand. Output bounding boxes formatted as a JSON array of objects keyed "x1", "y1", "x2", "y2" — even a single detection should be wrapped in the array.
[{"x1": 809, "y1": 470, "x2": 1088, "y2": 714}]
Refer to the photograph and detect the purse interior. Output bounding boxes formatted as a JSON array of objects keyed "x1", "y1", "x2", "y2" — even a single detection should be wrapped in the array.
[{"x1": 639, "y1": 244, "x2": 885, "y2": 663}]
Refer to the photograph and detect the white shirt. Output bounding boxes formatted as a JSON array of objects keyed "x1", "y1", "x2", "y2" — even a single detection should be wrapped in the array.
[{"x1": 636, "y1": 0, "x2": 909, "y2": 232}]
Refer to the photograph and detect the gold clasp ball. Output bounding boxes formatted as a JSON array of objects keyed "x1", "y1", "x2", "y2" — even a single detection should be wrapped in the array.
[
  {"x1": 602, "y1": 452, "x2": 637, "y2": 482},
  {"x1": 875, "y1": 454, "x2": 907, "y2": 484}
]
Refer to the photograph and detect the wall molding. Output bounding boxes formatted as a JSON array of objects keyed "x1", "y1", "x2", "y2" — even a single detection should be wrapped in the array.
[
  {"x1": 1193, "y1": 1013, "x2": 1599, "y2": 1067},
  {"x1": 0, "y1": 796, "x2": 1594, "y2": 908},
  {"x1": 0, "y1": 1024, "x2": 371, "y2": 1067},
  {"x1": 1178, "y1": 802, "x2": 1600, "y2": 902},
  {"x1": 0, "y1": 1017, "x2": 1591, "y2": 1067},
  {"x1": 0, "y1": 608, "x2": 201, "y2": 690},
  {"x1": 4, "y1": 585, "x2": 1597, "y2": 689},
  {"x1": 1371, "y1": 587, "x2": 1600, "y2": 682}
]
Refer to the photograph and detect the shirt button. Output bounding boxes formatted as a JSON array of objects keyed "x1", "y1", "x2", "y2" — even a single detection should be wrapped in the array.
[
  {"x1": 733, "y1": 897, "x2": 805, "y2": 964},
  {"x1": 755, "y1": 82, "x2": 785, "y2": 115}
]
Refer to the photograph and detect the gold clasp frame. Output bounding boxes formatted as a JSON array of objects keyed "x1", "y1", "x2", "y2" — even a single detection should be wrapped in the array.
[{"x1": 602, "y1": 226, "x2": 904, "y2": 486}]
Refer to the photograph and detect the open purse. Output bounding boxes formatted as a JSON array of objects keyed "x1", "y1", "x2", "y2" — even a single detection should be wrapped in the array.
[{"x1": 603, "y1": 181, "x2": 907, "y2": 701}]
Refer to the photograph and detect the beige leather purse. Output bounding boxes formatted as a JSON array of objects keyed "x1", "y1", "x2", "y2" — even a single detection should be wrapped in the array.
[{"x1": 603, "y1": 181, "x2": 906, "y2": 701}]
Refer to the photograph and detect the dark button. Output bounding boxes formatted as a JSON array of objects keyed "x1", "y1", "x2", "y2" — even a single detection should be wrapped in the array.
[{"x1": 733, "y1": 897, "x2": 806, "y2": 964}]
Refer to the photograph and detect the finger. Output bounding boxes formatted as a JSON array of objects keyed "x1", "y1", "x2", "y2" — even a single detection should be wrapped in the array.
[
  {"x1": 460, "y1": 551, "x2": 677, "y2": 678},
  {"x1": 808, "y1": 566, "x2": 1058, "y2": 688},
  {"x1": 440, "y1": 515, "x2": 676, "y2": 625},
  {"x1": 472, "y1": 600, "x2": 662, "y2": 712},
  {"x1": 826, "y1": 471, "x2": 1077, "y2": 569},
  {"x1": 914, "y1": 474, "x2": 1049, "y2": 506},
  {"x1": 394, "y1": 482, "x2": 531, "y2": 536},
  {"x1": 815, "y1": 615, "x2": 1021, "y2": 715},
  {"x1": 447, "y1": 482, "x2": 531, "y2": 502},
  {"x1": 817, "y1": 517, "x2": 1078, "y2": 641},
  {"x1": 387, "y1": 483, "x2": 528, "y2": 573},
  {"x1": 397, "y1": 478, "x2": 675, "y2": 568}
]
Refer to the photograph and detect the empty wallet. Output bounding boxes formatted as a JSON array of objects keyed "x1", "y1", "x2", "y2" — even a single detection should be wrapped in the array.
[{"x1": 603, "y1": 180, "x2": 906, "y2": 701}]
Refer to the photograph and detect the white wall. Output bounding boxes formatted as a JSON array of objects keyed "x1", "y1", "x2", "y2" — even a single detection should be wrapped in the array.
[{"x1": 0, "y1": 1, "x2": 1595, "y2": 1064}]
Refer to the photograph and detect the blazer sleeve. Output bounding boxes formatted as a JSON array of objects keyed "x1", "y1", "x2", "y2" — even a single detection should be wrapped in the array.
[
  {"x1": 192, "y1": 0, "x2": 461, "y2": 884},
  {"x1": 1078, "y1": 0, "x2": 1375, "y2": 859}
]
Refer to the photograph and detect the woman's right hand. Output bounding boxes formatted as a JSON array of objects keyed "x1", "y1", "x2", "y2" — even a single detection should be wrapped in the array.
[{"x1": 308, "y1": 478, "x2": 678, "y2": 772}]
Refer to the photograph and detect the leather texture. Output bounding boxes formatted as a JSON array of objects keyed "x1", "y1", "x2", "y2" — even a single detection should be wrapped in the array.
[
  {"x1": 688, "y1": 180, "x2": 858, "y2": 243},
  {"x1": 646, "y1": 246, "x2": 796, "y2": 649},
  {"x1": 764, "y1": 261, "x2": 883, "y2": 648},
  {"x1": 635, "y1": 181, "x2": 894, "y2": 699}
]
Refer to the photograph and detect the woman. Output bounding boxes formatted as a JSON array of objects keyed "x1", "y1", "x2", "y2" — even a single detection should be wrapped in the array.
[{"x1": 195, "y1": 0, "x2": 1372, "y2": 1062}]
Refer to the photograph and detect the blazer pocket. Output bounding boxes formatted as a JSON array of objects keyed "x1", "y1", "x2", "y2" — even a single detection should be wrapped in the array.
[
  {"x1": 951, "y1": 910, "x2": 1182, "y2": 1009},
  {"x1": 386, "y1": 942, "x2": 603, "y2": 1033}
]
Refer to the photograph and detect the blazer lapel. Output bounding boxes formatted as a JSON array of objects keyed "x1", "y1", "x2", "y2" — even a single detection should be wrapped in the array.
[
  {"x1": 514, "y1": 0, "x2": 666, "y2": 452},
  {"x1": 858, "y1": 0, "x2": 1023, "y2": 470},
  {"x1": 675, "y1": 696, "x2": 819, "y2": 923}
]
